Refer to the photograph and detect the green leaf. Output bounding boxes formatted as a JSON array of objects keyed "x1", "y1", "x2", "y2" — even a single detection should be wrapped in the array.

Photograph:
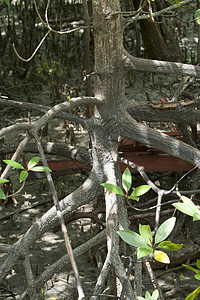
[
  {"x1": 0, "y1": 178, "x2": 9, "y2": 183},
  {"x1": 182, "y1": 264, "x2": 200, "y2": 275},
  {"x1": 174, "y1": 196, "x2": 200, "y2": 220},
  {"x1": 139, "y1": 224, "x2": 153, "y2": 245},
  {"x1": 41, "y1": 287, "x2": 44, "y2": 300},
  {"x1": 0, "y1": 188, "x2": 6, "y2": 200},
  {"x1": 20, "y1": 170, "x2": 29, "y2": 182},
  {"x1": 137, "y1": 246, "x2": 153, "y2": 259},
  {"x1": 3, "y1": 160, "x2": 24, "y2": 170},
  {"x1": 28, "y1": 156, "x2": 40, "y2": 170},
  {"x1": 145, "y1": 291, "x2": 152, "y2": 300},
  {"x1": 157, "y1": 241, "x2": 183, "y2": 251},
  {"x1": 154, "y1": 217, "x2": 176, "y2": 244},
  {"x1": 131, "y1": 185, "x2": 151, "y2": 197},
  {"x1": 153, "y1": 250, "x2": 170, "y2": 264},
  {"x1": 193, "y1": 212, "x2": 200, "y2": 221},
  {"x1": 195, "y1": 274, "x2": 200, "y2": 280},
  {"x1": 128, "y1": 193, "x2": 139, "y2": 201},
  {"x1": 117, "y1": 230, "x2": 147, "y2": 247},
  {"x1": 173, "y1": 203, "x2": 197, "y2": 217},
  {"x1": 185, "y1": 286, "x2": 200, "y2": 300},
  {"x1": 181, "y1": 196, "x2": 195, "y2": 205},
  {"x1": 101, "y1": 183, "x2": 124, "y2": 196},
  {"x1": 195, "y1": 9, "x2": 200, "y2": 25},
  {"x1": 196, "y1": 259, "x2": 200, "y2": 269},
  {"x1": 30, "y1": 166, "x2": 52, "y2": 172},
  {"x1": 152, "y1": 289, "x2": 159, "y2": 300},
  {"x1": 122, "y1": 167, "x2": 132, "y2": 192},
  {"x1": 181, "y1": 196, "x2": 199, "y2": 211},
  {"x1": 4, "y1": 0, "x2": 10, "y2": 8}
]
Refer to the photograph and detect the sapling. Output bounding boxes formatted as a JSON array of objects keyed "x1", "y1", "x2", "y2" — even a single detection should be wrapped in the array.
[
  {"x1": 118, "y1": 217, "x2": 183, "y2": 263},
  {"x1": 101, "y1": 167, "x2": 183, "y2": 264},
  {"x1": 101, "y1": 167, "x2": 151, "y2": 202},
  {"x1": 0, "y1": 156, "x2": 51, "y2": 200}
]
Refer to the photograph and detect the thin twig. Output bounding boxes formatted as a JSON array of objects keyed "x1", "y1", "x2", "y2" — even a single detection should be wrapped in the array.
[
  {"x1": 120, "y1": 256, "x2": 134, "y2": 300},
  {"x1": 144, "y1": 261, "x2": 165, "y2": 300},
  {"x1": 124, "y1": 0, "x2": 192, "y2": 28},
  {"x1": 152, "y1": 190, "x2": 164, "y2": 236},
  {"x1": 31, "y1": 130, "x2": 85, "y2": 300},
  {"x1": 119, "y1": 157, "x2": 175, "y2": 195},
  {"x1": 13, "y1": 30, "x2": 51, "y2": 62},
  {"x1": 34, "y1": 0, "x2": 90, "y2": 35},
  {"x1": 3, "y1": 181, "x2": 25, "y2": 199},
  {"x1": 0, "y1": 97, "x2": 86, "y2": 126}
]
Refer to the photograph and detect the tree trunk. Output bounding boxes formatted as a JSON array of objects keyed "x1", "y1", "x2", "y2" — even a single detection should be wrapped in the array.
[{"x1": 91, "y1": 0, "x2": 134, "y2": 297}]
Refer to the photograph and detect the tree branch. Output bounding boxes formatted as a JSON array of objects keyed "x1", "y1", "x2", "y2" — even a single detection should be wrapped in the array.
[
  {"x1": 0, "y1": 96, "x2": 100, "y2": 138},
  {"x1": 120, "y1": 113, "x2": 200, "y2": 167},
  {"x1": 0, "y1": 97, "x2": 86, "y2": 126},
  {"x1": 0, "y1": 141, "x2": 91, "y2": 167},
  {"x1": 122, "y1": 51, "x2": 200, "y2": 77},
  {"x1": 128, "y1": 102, "x2": 200, "y2": 123}
]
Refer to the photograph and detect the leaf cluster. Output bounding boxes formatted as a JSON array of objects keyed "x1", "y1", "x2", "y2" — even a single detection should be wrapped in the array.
[
  {"x1": 101, "y1": 167, "x2": 151, "y2": 201},
  {"x1": 118, "y1": 217, "x2": 182, "y2": 264},
  {"x1": 0, "y1": 157, "x2": 51, "y2": 200}
]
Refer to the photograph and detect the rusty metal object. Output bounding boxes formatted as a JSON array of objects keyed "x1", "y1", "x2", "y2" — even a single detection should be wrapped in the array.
[
  {"x1": 118, "y1": 136, "x2": 193, "y2": 172},
  {"x1": 38, "y1": 132, "x2": 194, "y2": 176}
]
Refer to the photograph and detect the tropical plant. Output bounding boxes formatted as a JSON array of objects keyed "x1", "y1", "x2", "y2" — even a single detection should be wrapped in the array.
[
  {"x1": 137, "y1": 289, "x2": 159, "y2": 300},
  {"x1": 0, "y1": 157, "x2": 51, "y2": 199},
  {"x1": 118, "y1": 217, "x2": 182, "y2": 264},
  {"x1": 101, "y1": 167, "x2": 151, "y2": 202}
]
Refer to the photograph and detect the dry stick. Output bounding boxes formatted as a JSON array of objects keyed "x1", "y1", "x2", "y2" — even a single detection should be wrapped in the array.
[
  {"x1": 0, "y1": 97, "x2": 100, "y2": 139},
  {"x1": 19, "y1": 226, "x2": 106, "y2": 299},
  {"x1": 113, "y1": 252, "x2": 135, "y2": 299},
  {"x1": 13, "y1": 30, "x2": 50, "y2": 63},
  {"x1": 120, "y1": 256, "x2": 134, "y2": 300},
  {"x1": 144, "y1": 261, "x2": 165, "y2": 300},
  {"x1": 83, "y1": 0, "x2": 94, "y2": 99},
  {"x1": 31, "y1": 130, "x2": 85, "y2": 300},
  {"x1": 148, "y1": 192, "x2": 165, "y2": 300},
  {"x1": 152, "y1": 190, "x2": 164, "y2": 236}
]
